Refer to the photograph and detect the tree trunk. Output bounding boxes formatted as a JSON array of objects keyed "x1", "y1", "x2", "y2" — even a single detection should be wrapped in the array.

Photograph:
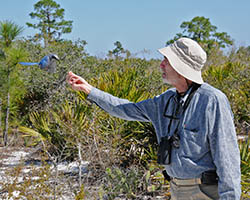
[
  {"x1": 0, "y1": 98, "x2": 2, "y2": 135},
  {"x1": 3, "y1": 72, "x2": 10, "y2": 146},
  {"x1": 3, "y1": 92, "x2": 10, "y2": 146},
  {"x1": 78, "y1": 142, "x2": 82, "y2": 189}
]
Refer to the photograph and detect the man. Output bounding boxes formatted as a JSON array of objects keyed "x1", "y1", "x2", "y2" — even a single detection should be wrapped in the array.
[{"x1": 66, "y1": 37, "x2": 241, "y2": 199}]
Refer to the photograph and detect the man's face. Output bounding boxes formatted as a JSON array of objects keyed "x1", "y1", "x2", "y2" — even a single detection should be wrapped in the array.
[{"x1": 160, "y1": 57, "x2": 180, "y2": 85}]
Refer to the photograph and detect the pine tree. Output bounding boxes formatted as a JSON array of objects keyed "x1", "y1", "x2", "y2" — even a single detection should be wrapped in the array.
[{"x1": 26, "y1": 0, "x2": 73, "y2": 47}]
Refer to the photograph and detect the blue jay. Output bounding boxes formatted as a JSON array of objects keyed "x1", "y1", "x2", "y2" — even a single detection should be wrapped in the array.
[{"x1": 19, "y1": 54, "x2": 59, "y2": 73}]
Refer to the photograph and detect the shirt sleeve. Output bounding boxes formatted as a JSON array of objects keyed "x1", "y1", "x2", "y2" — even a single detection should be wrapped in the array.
[
  {"x1": 207, "y1": 94, "x2": 241, "y2": 199},
  {"x1": 87, "y1": 87, "x2": 156, "y2": 122}
]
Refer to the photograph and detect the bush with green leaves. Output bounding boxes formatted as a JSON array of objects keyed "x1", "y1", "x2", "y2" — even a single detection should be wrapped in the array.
[
  {"x1": 0, "y1": 43, "x2": 29, "y2": 142},
  {"x1": 101, "y1": 164, "x2": 169, "y2": 200},
  {"x1": 27, "y1": 57, "x2": 162, "y2": 167},
  {"x1": 20, "y1": 98, "x2": 94, "y2": 159},
  {"x1": 203, "y1": 62, "x2": 249, "y2": 134},
  {"x1": 239, "y1": 138, "x2": 250, "y2": 199},
  {"x1": 14, "y1": 39, "x2": 89, "y2": 124},
  {"x1": 88, "y1": 62, "x2": 168, "y2": 167}
]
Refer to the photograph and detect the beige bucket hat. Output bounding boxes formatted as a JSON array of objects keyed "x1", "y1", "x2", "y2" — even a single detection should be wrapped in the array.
[{"x1": 158, "y1": 37, "x2": 207, "y2": 84}]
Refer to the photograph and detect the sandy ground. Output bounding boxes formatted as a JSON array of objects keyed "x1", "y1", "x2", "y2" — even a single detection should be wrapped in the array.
[
  {"x1": 0, "y1": 146, "x2": 167, "y2": 200},
  {"x1": 0, "y1": 146, "x2": 92, "y2": 200},
  {"x1": 0, "y1": 134, "x2": 248, "y2": 199}
]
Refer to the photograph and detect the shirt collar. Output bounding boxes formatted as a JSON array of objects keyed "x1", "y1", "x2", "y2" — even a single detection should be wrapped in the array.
[{"x1": 177, "y1": 85, "x2": 193, "y2": 106}]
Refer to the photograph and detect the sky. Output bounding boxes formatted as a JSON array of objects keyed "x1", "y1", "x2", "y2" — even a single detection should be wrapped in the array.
[{"x1": 0, "y1": 0, "x2": 250, "y2": 59}]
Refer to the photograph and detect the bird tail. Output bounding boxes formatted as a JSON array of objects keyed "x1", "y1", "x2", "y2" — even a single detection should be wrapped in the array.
[{"x1": 19, "y1": 62, "x2": 39, "y2": 66}]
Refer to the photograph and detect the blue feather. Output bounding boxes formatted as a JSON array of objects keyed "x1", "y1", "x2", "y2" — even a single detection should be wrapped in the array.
[{"x1": 19, "y1": 62, "x2": 39, "y2": 66}]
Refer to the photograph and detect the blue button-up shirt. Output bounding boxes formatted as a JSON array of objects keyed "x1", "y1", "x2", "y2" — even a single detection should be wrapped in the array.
[{"x1": 87, "y1": 83, "x2": 241, "y2": 199}]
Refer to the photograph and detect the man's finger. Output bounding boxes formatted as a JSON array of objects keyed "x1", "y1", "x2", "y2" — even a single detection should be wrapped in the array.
[{"x1": 66, "y1": 72, "x2": 72, "y2": 83}]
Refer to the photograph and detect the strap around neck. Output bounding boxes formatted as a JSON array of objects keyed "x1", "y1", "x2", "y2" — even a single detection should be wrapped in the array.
[{"x1": 182, "y1": 83, "x2": 201, "y2": 111}]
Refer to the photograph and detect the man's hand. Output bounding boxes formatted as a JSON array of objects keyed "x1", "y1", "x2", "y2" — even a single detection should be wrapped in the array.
[{"x1": 66, "y1": 71, "x2": 93, "y2": 94}]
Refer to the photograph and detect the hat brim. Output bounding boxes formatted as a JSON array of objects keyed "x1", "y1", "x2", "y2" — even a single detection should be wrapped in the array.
[{"x1": 158, "y1": 46, "x2": 204, "y2": 84}]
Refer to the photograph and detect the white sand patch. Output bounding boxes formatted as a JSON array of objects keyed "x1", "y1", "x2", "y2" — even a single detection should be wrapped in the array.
[
  {"x1": 54, "y1": 161, "x2": 89, "y2": 174},
  {"x1": 1, "y1": 148, "x2": 30, "y2": 166}
]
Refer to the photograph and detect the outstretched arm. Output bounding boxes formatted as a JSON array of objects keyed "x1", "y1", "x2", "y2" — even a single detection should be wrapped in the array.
[{"x1": 66, "y1": 71, "x2": 155, "y2": 122}]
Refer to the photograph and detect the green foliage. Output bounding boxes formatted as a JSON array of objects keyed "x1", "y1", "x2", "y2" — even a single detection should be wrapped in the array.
[
  {"x1": 239, "y1": 138, "x2": 250, "y2": 199},
  {"x1": 228, "y1": 46, "x2": 250, "y2": 66},
  {"x1": 180, "y1": 16, "x2": 216, "y2": 41},
  {"x1": 239, "y1": 139, "x2": 250, "y2": 175},
  {"x1": 94, "y1": 66, "x2": 150, "y2": 99},
  {"x1": 203, "y1": 62, "x2": 249, "y2": 133},
  {"x1": 166, "y1": 16, "x2": 233, "y2": 55},
  {"x1": 102, "y1": 163, "x2": 169, "y2": 199},
  {"x1": 26, "y1": 0, "x2": 73, "y2": 47},
  {"x1": 0, "y1": 49, "x2": 5, "y2": 59},
  {"x1": 20, "y1": 99, "x2": 92, "y2": 159},
  {"x1": 19, "y1": 112, "x2": 52, "y2": 146},
  {"x1": 89, "y1": 64, "x2": 163, "y2": 166},
  {"x1": 74, "y1": 185, "x2": 87, "y2": 200},
  {"x1": 204, "y1": 46, "x2": 227, "y2": 68},
  {"x1": 0, "y1": 21, "x2": 26, "y2": 144},
  {"x1": 103, "y1": 167, "x2": 141, "y2": 199},
  {"x1": 14, "y1": 39, "x2": 87, "y2": 124},
  {"x1": 108, "y1": 41, "x2": 131, "y2": 59},
  {"x1": 0, "y1": 20, "x2": 24, "y2": 48}
]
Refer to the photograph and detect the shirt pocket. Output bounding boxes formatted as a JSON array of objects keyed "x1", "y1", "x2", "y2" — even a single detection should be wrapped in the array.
[
  {"x1": 182, "y1": 113, "x2": 201, "y2": 132},
  {"x1": 180, "y1": 127, "x2": 209, "y2": 160}
]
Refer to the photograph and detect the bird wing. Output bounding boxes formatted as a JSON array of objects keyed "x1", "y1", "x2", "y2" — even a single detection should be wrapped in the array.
[
  {"x1": 47, "y1": 60, "x2": 57, "y2": 73},
  {"x1": 39, "y1": 55, "x2": 50, "y2": 69},
  {"x1": 19, "y1": 62, "x2": 39, "y2": 66}
]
